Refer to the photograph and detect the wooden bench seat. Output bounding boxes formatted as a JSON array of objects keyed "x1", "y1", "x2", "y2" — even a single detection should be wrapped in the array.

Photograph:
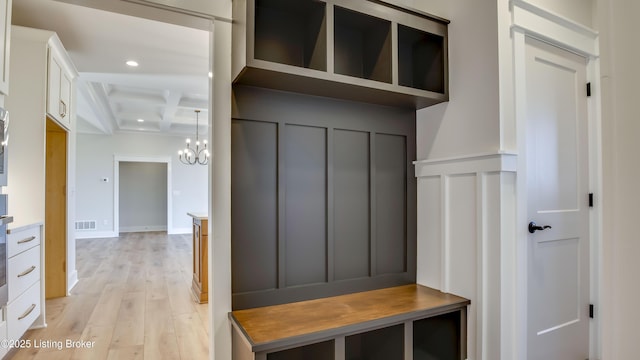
[{"x1": 230, "y1": 284, "x2": 470, "y2": 360}]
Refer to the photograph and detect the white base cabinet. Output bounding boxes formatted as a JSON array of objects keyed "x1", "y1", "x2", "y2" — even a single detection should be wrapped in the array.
[
  {"x1": 8, "y1": 246, "x2": 40, "y2": 304},
  {"x1": 6, "y1": 281, "x2": 41, "y2": 344},
  {"x1": 3, "y1": 223, "x2": 44, "y2": 356}
]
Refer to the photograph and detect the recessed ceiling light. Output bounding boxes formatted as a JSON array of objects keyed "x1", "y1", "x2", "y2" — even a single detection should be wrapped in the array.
[
  {"x1": 137, "y1": 118, "x2": 145, "y2": 123},
  {"x1": 126, "y1": 60, "x2": 139, "y2": 67}
]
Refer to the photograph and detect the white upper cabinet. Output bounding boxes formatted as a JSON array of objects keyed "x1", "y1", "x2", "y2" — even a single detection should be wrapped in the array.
[
  {"x1": 47, "y1": 48, "x2": 73, "y2": 129},
  {"x1": 0, "y1": 0, "x2": 12, "y2": 95}
]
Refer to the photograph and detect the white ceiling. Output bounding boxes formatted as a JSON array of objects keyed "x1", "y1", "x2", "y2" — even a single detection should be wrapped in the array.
[{"x1": 12, "y1": 0, "x2": 210, "y2": 135}]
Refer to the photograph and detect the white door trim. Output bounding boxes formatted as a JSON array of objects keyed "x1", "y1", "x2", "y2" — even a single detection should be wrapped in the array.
[
  {"x1": 510, "y1": 2, "x2": 603, "y2": 359},
  {"x1": 113, "y1": 155, "x2": 173, "y2": 234}
]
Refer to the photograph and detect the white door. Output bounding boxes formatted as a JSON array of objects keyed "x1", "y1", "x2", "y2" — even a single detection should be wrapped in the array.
[{"x1": 525, "y1": 37, "x2": 590, "y2": 360}]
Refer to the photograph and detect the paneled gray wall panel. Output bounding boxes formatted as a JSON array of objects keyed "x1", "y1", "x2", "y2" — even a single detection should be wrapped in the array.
[
  {"x1": 232, "y1": 85, "x2": 416, "y2": 310},
  {"x1": 231, "y1": 120, "x2": 279, "y2": 293},
  {"x1": 334, "y1": 129, "x2": 370, "y2": 280},
  {"x1": 375, "y1": 134, "x2": 407, "y2": 275},
  {"x1": 284, "y1": 125, "x2": 328, "y2": 286}
]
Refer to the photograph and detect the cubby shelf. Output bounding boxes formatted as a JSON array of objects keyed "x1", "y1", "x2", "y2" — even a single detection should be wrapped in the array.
[
  {"x1": 254, "y1": 0, "x2": 327, "y2": 71},
  {"x1": 267, "y1": 340, "x2": 334, "y2": 360},
  {"x1": 398, "y1": 24, "x2": 445, "y2": 93},
  {"x1": 232, "y1": 0, "x2": 449, "y2": 109},
  {"x1": 346, "y1": 324, "x2": 404, "y2": 360},
  {"x1": 334, "y1": 6, "x2": 392, "y2": 83}
]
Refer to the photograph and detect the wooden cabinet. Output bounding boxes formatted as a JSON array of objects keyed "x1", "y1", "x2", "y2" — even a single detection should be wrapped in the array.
[
  {"x1": 189, "y1": 213, "x2": 208, "y2": 303},
  {"x1": 6, "y1": 223, "x2": 45, "y2": 343},
  {"x1": 47, "y1": 45, "x2": 73, "y2": 129},
  {"x1": 230, "y1": 285, "x2": 469, "y2": 360},
  {"x1": 232, "y1": 0, "x2": 448, "y2": 109},
  {"x1": 0, "y1": 0, "x2": 11, "y2": 95}
]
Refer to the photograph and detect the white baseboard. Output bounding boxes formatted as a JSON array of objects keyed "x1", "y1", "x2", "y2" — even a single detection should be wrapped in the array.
[
  {"x1": 75, "y1": 231, "x2": 118, "y2": 239},
  {"x1": 119, "y1": 225, "x2": 167, "y2": 233},
  {"x1": 67, "y1": 270, "x2": 79, "y2": 294},
  {"x1": 168, "y1": 227, "x2": 192, "y2": 235}
]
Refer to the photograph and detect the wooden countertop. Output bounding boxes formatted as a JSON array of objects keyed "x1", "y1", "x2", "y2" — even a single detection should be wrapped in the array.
[
  {"x1": 230, "y1": 284, "x2": 469, "y2": 352},
  {"x1": 187, "y1": 212, "x2": 208, "y2": 220}
]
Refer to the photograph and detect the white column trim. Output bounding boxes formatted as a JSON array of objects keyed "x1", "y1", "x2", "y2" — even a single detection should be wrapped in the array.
[
  {"x1": 510, "y1": 0, "x2": 599, "y2": 58},
  {"x1": 415, "y1": 153, "x2": 518, "y2": 360},
  {"x1": 415, "y1": 152, "x2": 517, "y2": 177},
  {"x1": 211, "y1": 18, "x2": 233, "y2": 360},
  {"x1": 512, "y1": 27, "x2": 529, "y2": 360},
  {"x1": 441, "y1": 174, "x2": 450, "y2": 293},
  {"x1": 476, "y1": 172, "x2": 486, "y2": 360}
]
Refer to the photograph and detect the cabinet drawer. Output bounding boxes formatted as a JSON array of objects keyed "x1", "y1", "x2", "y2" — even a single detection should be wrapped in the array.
[
  {"x1": 7, "y1": 226, "x2": 40, "y2": 258},
  {"x1": 8, "y1": 246, "x2": 40, "y2": 303},
  {"x1": 7, "y1": 281, "x2": 41, "y2": 342}
]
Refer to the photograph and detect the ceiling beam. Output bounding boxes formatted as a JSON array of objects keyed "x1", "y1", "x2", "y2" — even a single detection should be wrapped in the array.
[
  {"x1": 76, "y1": 80, "x2": 118, "y2": 134},
  {"x1": 161, "y1": 90, "x2": 182, "y2": 132}
]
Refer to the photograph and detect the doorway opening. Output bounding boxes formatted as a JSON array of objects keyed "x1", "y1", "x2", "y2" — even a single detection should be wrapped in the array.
[
  {"x1": 45, "y1": 118, "x2": 68, "y2": 299},
  {"x1": 118, "y1": 161, "x2": 168, "y2": 233},
  {"x1": 113, "y1": 157, "x2": 172, "y2": 234}
]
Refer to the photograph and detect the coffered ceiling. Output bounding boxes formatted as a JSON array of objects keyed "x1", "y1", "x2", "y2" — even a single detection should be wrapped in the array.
[{"x1": 12, "y1": 0, "x2": 210, "y2": 135}]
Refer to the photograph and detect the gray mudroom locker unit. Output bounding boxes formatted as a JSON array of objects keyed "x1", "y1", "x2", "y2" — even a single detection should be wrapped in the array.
[{"x1": 230, "y1": 0, "x2": 448, "y2": 310}]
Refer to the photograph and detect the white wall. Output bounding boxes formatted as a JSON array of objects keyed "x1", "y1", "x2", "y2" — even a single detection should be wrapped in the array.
[
  {"x1": 597, "y1": 0, "x2": 640, "y2": 359},
  {"x1": 6, "y1": 35, "x2": 48, "y2": 229},
  {"x1": 413, "y1": 0, "x2": 500, "y2": 160},
  {"x1": 76, "y1": 132, "x2": 207, "y2": 237}
]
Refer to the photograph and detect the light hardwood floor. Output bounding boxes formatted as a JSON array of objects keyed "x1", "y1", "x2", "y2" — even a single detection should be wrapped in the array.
[{"x1": 8, "y1": 232, "x2": 209, "y2": 360}]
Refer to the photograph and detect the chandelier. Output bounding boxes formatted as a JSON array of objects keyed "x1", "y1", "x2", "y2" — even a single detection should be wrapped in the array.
[{"x1": 178, "y1": 110, "x2": 209, "y2": 165}]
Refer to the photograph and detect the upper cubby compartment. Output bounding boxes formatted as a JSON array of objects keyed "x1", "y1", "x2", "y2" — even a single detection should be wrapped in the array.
[
  {"x1": 398, "y1": 24, "x2": 445, "y2": 93},
  {"x1": 232, "y1": 0, "x2": 449, "y2": 109},
  {"x1": 254, "y1": 0, "x2": 327, "y2": 71},
  {"x1": 334, "y1": 6, "x2": 391, "y2": 83}
]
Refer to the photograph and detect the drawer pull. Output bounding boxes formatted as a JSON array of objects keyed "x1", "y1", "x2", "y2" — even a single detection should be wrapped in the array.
[
  {"x1": 17, "y1": 236, "x2": 36, "y2": 244},
  {"x1": 18, "y1": 304, "x2": 36, "y2": 320},
  {"x1": 17, "y1": 266, "x2": 36, "y2": 278}
]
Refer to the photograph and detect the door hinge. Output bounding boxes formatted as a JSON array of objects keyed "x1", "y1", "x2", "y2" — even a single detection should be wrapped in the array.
[
  {"x1": 589, "y1": 304, "x2": 595, "y2": 318},
  {"x1": 589, "y1": 193, "x2": 594, "y2": 207},
  {"x1": 586, "y1": 82, "x2": 592, "y2": 97}
]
